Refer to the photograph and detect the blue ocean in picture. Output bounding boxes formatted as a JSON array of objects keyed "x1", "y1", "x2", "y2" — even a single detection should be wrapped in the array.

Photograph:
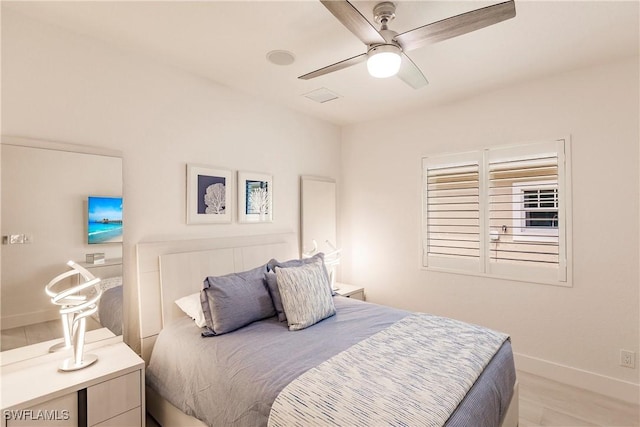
[
  {"x1": 88, "y1": 196, "x2": 123, "y2": 244},
  {"x1": 88, "y1": 222, "x2": 123, "y2": 244}
]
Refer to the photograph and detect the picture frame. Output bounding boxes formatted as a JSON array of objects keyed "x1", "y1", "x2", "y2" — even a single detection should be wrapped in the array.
[
  {"x1": 237, "y1": 171, "x2": 273, "y2": 223},
  {"x1": 186, "y1": 164, "x2": 232, "y2": 224}
]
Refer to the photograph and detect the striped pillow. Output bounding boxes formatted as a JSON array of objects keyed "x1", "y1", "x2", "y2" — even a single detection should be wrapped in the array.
[{"x1": 275, "y1": 258, "x2": 336, "y2": 331}]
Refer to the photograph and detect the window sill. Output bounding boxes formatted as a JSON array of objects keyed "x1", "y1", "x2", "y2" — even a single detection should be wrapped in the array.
[{"x1": 420, "y1": 265, "x2": 572, "y2": 288}]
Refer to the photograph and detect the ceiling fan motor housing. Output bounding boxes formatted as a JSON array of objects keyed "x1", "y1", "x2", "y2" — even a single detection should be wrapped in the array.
[
  {"x1": 373, "y1": 2, "x2": 396, "y2": 26},
  {"x1": 373, "y1": 4, "x2": 399, "y2": 47}
]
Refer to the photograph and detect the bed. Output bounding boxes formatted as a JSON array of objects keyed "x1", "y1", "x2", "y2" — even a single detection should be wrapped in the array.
[
  {"x1": 83, "y1": 263, "x2": 123, "y2": 336},
  {"x1": 96, "y1": 277, "x2": 123, "y2": 336},
  {"x1": 136, "y1": 233, "x2": 519, "y2": 427}
]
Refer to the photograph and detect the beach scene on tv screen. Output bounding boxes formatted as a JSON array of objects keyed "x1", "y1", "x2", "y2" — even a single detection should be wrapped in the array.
[{"x1": 88, "y1": 196, "x2": 123, "y2": 244}]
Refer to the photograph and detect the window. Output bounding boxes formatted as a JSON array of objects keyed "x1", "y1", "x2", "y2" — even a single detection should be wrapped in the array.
[
  {"x1": 422, "y1": 139, "x2": 571, "y2": 286},
  {"x1": 512, "y1": 182, "x2": 558, "y2": 242},
  {"x1": 523, "y1": 188, "x2": 558, "y2": 227}
]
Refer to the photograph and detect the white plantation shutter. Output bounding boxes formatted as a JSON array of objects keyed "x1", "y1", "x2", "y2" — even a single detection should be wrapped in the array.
[
  {"x1": 422, "y1": 152, "x2": 483, "y2": 272},
  {"x1": 422, "y1": 139, "x2": 570, "y2": 286},
  {"x1": 485, "y1": 141, "x2": 567, "y2": 283}
]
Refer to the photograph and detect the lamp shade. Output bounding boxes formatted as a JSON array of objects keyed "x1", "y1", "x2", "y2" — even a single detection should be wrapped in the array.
[{"x1": 367, "y1": 44, "x2": 402, "y2": 78}]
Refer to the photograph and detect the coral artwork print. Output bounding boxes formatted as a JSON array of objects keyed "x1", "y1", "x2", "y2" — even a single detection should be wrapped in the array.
[
  {"x1": 248, "y1": 186, "x2": 270, "y2": 219},
  {"x1": 205, "y1": 183, "x2": 226, "y2": 214},
  {"x1": 238, "y1": 173, "x2": 273, "y2": 223},
  {"x1": 197, "y1": 174, "x2": 226, "y2": 215},
  {"x1": 187, "y1": 165, "x2": 232, "y2": 224}
]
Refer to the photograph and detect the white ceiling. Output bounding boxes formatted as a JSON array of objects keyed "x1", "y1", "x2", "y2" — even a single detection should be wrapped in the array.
[{"x1": 4, "y1": 1, "x2": 639, "y2": 126}]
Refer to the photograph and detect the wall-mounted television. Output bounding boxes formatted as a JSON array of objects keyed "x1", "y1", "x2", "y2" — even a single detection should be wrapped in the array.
[{"x1": 87, "y1": 196, "x2": 123, "y2": 244}]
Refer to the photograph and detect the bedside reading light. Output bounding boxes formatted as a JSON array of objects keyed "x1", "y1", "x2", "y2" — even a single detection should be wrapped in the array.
[
  {"x1": 45, "y1": 260, "x2": 103, "y2": 371},
  {"x1": 303, "y1": 240, "x2": 342, "y2": 291}
]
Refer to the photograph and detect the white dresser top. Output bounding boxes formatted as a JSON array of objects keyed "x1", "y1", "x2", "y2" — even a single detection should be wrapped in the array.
[{"x1": 1, "y1": 337, "x2": 143, "y2": 411}]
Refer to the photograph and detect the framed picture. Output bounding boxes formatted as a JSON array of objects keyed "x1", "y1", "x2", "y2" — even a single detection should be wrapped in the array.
[
  {"x1": 187, "y1": 164, "x2": 232, "y2": 224},
  {"x1": 238, "y1": 171, "x2": 273, "y2": 223}
]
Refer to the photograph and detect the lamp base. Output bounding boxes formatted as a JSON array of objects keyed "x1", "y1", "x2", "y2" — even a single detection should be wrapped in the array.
[{"x1": 58, "y1": 354, "x2": 98, "y2": 372}]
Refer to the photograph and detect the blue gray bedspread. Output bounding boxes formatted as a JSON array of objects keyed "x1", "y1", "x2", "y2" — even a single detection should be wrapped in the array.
[
  {"x1": 269, "y1": 313, "x2": 508, "y2": 427},
  {"x1": 146, "y1": 297, "x2": 515, "y2": 427}
]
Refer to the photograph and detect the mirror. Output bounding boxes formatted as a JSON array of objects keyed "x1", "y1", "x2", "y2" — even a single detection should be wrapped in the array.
[
  {"x1": 1, "y1": 137, "x2": 123, "y2": 360},
  {"x1": 301, "y1": 176, "x2": 339, "y2": 288},
  {"x1": 300, "y1": 176, "x2": 337, "y2": 256}
]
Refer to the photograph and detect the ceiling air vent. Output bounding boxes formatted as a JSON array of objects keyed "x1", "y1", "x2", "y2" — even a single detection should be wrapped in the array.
[{"x1": 302, "y1": 88, "x2": 340, "y2": 104}]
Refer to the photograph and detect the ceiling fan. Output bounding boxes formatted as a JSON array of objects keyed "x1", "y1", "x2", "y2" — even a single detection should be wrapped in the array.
[{"x1": 299, "y1": 0, "x2": 516, "y2": 89}]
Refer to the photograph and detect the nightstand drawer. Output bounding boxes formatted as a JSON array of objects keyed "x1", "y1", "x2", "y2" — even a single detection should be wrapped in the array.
[
  {"x1": 92, "y1": 407, "x2": 141, "y2": 427},
  {"x1": 87, "y1": 370, "x2": 141, "y2": 426},
  {"x1": 5, "y1": 393, "x2": 77, "y2": 427}
]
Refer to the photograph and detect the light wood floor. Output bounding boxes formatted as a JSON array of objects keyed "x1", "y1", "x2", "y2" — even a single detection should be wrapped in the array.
[
  {"x1": 1, "y1": 317, "x2": 102, "y2": 351},
  {"x1": 146, "y1": 371, "x2": 640, "y2": 426},
  {"x1": 518, "y1": 371, "x2": 639, "y2": 426}
]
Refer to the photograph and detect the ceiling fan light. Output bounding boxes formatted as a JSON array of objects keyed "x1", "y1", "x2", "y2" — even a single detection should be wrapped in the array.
[{"x1": 367, "y1": 45, "x2": 401, "y2": 78}]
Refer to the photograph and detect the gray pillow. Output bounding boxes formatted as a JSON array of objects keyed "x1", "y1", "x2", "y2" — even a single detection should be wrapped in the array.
[
  {"x1": 267, "y1": 252, "x2": 325, "y2": 272},
  {"x1": 264, "y1": 271, "x2": 286, "y2": 322},
  {"x1": 200, "y1": 264, "x2": 276, "y2": 336},
  {"x1": 265, "y1": 253, "x2": 334, "y2": 323},
  {"x1": 275, "y1": 258, "x2": 336, "y2": 331}
]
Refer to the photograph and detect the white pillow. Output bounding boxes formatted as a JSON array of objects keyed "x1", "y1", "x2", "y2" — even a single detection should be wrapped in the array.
[{"x1": 175, "y1": 293, "x2": 206, "y2": 328}]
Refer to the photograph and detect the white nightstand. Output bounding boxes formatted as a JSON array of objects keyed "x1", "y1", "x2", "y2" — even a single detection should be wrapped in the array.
[
  {"x1": 334, "y1": 283, "x2": 365, "y2": 301},
  {"x1": 1, "y1": 335, "x2": 144, "y2": 427}
]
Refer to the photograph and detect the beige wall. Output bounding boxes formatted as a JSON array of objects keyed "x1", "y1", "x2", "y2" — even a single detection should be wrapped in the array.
[
  {"x1": 340, "y1": 57, "x2": 639, "y2": 401},
  {"x1": 1, "y1": 10, "x2": 341, "y2": 351}
]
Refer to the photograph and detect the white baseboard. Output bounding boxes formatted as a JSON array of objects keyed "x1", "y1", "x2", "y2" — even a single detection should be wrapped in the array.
[
  {"x1": 1, "y1": 308, "x2": 59, "y2": 330},
  {"x1": 514, "y1": 352, "x2": 640, "y2": 405}
]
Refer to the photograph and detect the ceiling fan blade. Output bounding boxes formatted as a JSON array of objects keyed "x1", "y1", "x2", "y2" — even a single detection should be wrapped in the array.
[
  {"x1": 320, "y1": 0, "x2": 386, "y2": 46},
  {"x1": 394, "y1": 0, "x2": 516, "y2": 52},
  {"x1": 299, "y1": 53, "x2": 367, "y2": 80},
  {"x1": 397, "y1": 53, "x2": 429, "y2": 89}
]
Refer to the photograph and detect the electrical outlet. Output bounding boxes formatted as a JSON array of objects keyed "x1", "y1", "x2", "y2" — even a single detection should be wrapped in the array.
[
  {"x1": 620, "y1": 350, "x2": 636, "y2": 369},
  {"x1": 9, "y1": 234, "x2": 24, "y2": 244}
]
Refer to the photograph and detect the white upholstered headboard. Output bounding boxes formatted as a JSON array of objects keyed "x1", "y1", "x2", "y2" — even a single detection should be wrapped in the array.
[{"x1": 136, "y1": 232, "x2": 297, "y2": 362}]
